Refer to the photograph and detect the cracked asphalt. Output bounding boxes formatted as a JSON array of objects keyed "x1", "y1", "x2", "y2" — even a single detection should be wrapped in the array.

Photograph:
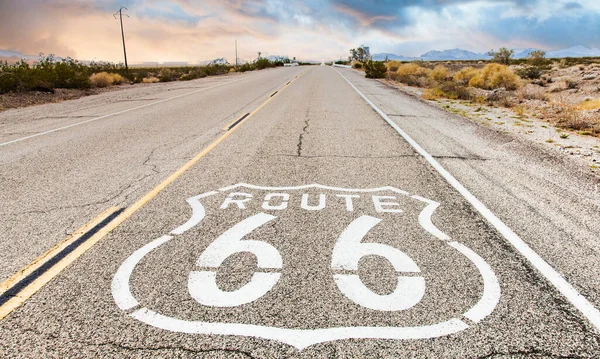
[{"x1": 1, "y1": 66, "x2": 600, "y2": 358}]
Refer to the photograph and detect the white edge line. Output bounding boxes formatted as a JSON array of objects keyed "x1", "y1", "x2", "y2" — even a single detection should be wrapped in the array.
[
  {"x1": 0, "y1": 72, "x2": 266, "y2": 147},
  {"x1": 334, "y1": 68, "x2": 600, "y2": 332}
]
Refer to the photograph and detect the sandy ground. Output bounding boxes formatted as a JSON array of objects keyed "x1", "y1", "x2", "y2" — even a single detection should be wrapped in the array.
[{"x1": 380, "y1": 78, "x2": 600, "y2": 174}]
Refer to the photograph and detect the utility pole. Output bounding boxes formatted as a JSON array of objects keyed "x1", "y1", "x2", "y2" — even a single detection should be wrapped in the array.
[
  {"x1": 235, "y1": 40, "x2": 238, "y2": 70},
  {"x1": 114, "y1": 7, "x2": 129, "y2": 74}
]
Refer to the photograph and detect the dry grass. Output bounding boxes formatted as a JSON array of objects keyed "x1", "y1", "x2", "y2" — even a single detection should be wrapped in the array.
[
  {"x1": 542, "y1": 101, "x2": 600, "y2": 135},
  {"x1": 89, "y1": 72, "x2": 112, "y2": 88},
  {"x1": 89, "y1": 72, "x2": 126, "y2": 87},
  {"x1": 422, "y1": 88, "x2": 445, "y2": 100},
  {"x1": 469, "y1": 64, "x2": 521, "y2": 91},
  {"x1": 396, "y1": 63, "x2": 431, "y2": 77},
  {"x1": 453, "y1": 67, "x2": 480, "y2": 85},
  {"x1": 386, "y1": 61, "x2": 404, "y2": 72},
  {"x1": 429, "y1": 65, "x2": 449, "y2": 82},
  {"x1": 142, "y1": 76, "x2": 160, "y2": 83},
  {"x1": 577, "y1": 99, "x2": 600, "y2": 110}
]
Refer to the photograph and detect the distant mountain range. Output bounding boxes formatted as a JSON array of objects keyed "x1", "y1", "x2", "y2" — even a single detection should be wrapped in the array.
[
  {"x1": 372, "y1": 45, "x2": 600, "y2": 61},
  {"x1": 3, "y1": 45, "x2": 600, "y2": 64}
]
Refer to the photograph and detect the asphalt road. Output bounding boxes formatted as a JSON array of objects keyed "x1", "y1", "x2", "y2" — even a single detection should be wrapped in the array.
[{"x1": 1, "y1": 66, "x2": 599, "y2": 358}]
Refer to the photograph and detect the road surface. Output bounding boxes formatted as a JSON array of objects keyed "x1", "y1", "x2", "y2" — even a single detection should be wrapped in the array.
[{"x1": 1, "y1": 66, "x2": 599, "y2": 358}]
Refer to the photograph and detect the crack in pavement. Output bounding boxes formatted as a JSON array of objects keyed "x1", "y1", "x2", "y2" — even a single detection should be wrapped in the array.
[
  {"x1": 260, "y1": 153, "x2": 417, "y2": 159},
  {"x1": 297, "y1": 108, "x2": 310, "y2": 157}
]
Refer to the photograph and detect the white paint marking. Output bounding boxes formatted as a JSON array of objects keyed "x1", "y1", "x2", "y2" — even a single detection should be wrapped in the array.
[
  {"x1": 189, "y1": 213, "x2": 282, "y2": 306},
  {"x1": 220, "y1": 192, "x2": 253, "y2": 209},
  {"x1": 300, "y1": 193, "x2": 326, "y2": 211},
  {"x1": 112, "y1": 235, "x2": 173, "y2": 311},
  {"x1": 189, "y1": 271, "x2": 281, "y2": 307},
  {"x1": 0, "y1": 74, "x2": 263, "y2": 147},
  {"x1": 416, "y1": 200, "x2": 451, "y2": 241},
  {"x1": 331, "y1": 215, "x2": 425, "y2": 311},
  {"x1": 262, "y1": 193, "x2": 289, "y2": 210},
  {"x1": 449, "y1": 242, "x2": 501, "y2": 323},
  {"x1": 196, "y1": 213, "x2": 282, "y2": 269},
  {"x1": 372, "y1": 195, "x2": 403, "y2": 213},
  {"x1": 130, "y1": 308, "x2": 469, "y2": 350},
  {"x1": 336, "y1": 68, "x2": 600, "y2": 332},
  {"x1": 171, "y1": 191, "x2": 216, "y2": 235},
  {"x1": 336, "y1": 194, "x2": 359, "y2": 212}
]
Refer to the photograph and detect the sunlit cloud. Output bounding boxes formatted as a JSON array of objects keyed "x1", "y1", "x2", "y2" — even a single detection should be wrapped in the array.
[{"x1": 0, "y1": 0, "x2": 597, "y2": 63}]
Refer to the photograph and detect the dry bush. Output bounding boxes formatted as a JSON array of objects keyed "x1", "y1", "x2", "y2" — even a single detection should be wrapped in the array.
[
  {"x1": 109, "y1": 73, "x2": 125, "y2": 85},
  {"x1": 453, "y1": 67, "x2": 480, "y2": 85},
  {"x1": 390, "y1": 64, "x2": 432, "y2": 87},
  {"x1": 396, "y1": 63, "x2": 431, "y2": 77},
  {"x1": 142, "y1": 76, "x2": 159, "y2": 83},
  {"x1": 542, "y1": 102, "x2": 600, "y2": 134},
  {"x1": 513, "y1": 104, "x2": 526, "y2": 117},
  {"x1": 89, "y1": 72, "x2": 113, "y2": 87},
  {"x1": 386, "y1": 61, "x2": 403, "y2": 72},
  {"x1": 517, "y1": 86, "x2": 549, "y2": 101},
  {"x1": 422, "y1": 87, "x2": 445, "y2": 100},
  {"x1": 469, "y1": 63, "x2": 521, "y2": 90},
  {"x1": 486, "y1": 90, "x2": 517, "y2": 107},
  {"x1": 438, "y1": 81, "x2": 473, "y2": 100},
  {"x1": 429, "y1": 65, "x2": 449, "y2": 82},
  {"x1": 89, "y1": 72, "x2": 125, "y2": 87}
]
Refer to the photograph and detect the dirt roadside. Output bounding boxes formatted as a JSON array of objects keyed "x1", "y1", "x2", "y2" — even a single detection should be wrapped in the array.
[{"x1": 379, "y1": 78, "x2": 600, "y2": 175}]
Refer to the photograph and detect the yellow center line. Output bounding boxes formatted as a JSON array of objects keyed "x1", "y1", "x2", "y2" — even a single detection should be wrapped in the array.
[{"x1": 0, "y1": 68, "x2": 308, "y2": 321}]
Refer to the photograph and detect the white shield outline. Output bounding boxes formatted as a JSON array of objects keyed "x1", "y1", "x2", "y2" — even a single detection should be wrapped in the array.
[{"x1": 112, "y1": 183, "x2": 500, "y2": 351}]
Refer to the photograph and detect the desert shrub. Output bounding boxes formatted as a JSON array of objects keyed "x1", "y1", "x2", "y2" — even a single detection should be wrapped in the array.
[
  {"x1": 142, "y1": 77, "x2": 159, "y2": 83},
  {"x1": 90, "y1": 72, "x2": 113, "y2": 87},
  {"x1": 566, "y1": 80, "x2": 578, "y2": 89},
  {"x1": 0, "y1": 55, "x2": 90, "y2": 92},
  {"x1": 517, "y1": 86, "x2": 548, "y2": 101},
  {"x1": 391, "y1": 64, "x2": 431, "y2": 86},
  {"x1": 517, "y1": 66, "x2": 543, "y2": 80},
  {"x1": 429, "y1": 65, "x2": 449, "y2": 82},
  {"x1": 52, "y1": 58, "x2": 90, "y2": 89},
  {"x1": 386, "y1": 60, "x2": 403, "y2": 72},
  {"x1": 422, "y1": 87, "x2": 445, "y2": 100},
  {"x1": 364, "y1": 60, "x2": 387, "y2": 78},
  {"x1": 486, "y1": 89, "x2": 517, "y2": 107},
  {"x1": 469, "y1": 63, "x2": 521, "y2": 90},
  {"x1": 558, "y1": 59, "x2": 569, "y2": 68},
  {"x1": 528, "y1": 50, "x2": 551, "y2": 67},
  {"x1": 109, "y1": 73, "x2": 125, "y2": 85},
  {"x1": 453, "y1": 67, "x2": 480, "y2": 85},
  {"x1": 353, "y1": 62, "x2": 363, "y2": 69},
  {"x1": 255, "y1": 58, "x2": 272, "y2": 70},
  {"x1": 396, "y1": 63, "x2": 430, "y2": 77},
  {"x1": 488, "y1": 48, "x2": 514, "y2": 65},
  {"x1": 438, "y1": 81, "x2": 473, "y2": 100},
  {"x1": 158, "y1": 68, "x2": 182, "y2": 82}
]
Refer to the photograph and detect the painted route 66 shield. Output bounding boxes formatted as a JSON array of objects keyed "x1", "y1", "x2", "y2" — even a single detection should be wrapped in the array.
[{"x1": 112, "y1": 184, "x2": 500, "y2": 351}]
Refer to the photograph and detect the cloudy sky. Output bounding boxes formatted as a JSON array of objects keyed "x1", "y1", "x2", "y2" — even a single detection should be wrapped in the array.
[{"x1": 0, "y1": 0, "x2": 599, "y2": 64}]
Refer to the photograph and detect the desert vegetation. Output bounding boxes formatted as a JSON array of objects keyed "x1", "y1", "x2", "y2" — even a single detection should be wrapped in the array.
[
  {"x1": 0, "y1": 54, "x2": 297, "y2": 95},
  {"x1": 375, "y1": 51, "x2": 600, "y2": 137}
]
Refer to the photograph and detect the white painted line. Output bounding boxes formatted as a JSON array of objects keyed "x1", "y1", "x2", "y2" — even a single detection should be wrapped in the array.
[
  {"x1": 112, "y1": 234, "x2": 173, "y2": 311},
  {"x1": 131, "y1": 308, "x2": 469, "y2": 350},
  {"x1": 0, "y1": 73, "x2": 262, "y2": 147},
  {"x1": 335, "y1": 68, "x2": 600, "y2": 332},
  {"x1": 450, "y1": 241, "x2": 501, "y2": 323}
]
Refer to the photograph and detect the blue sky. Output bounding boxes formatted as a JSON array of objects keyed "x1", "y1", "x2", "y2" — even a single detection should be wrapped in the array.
[{"x1": 0, "y1": 0, "x2": 598, "y2": 63}]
